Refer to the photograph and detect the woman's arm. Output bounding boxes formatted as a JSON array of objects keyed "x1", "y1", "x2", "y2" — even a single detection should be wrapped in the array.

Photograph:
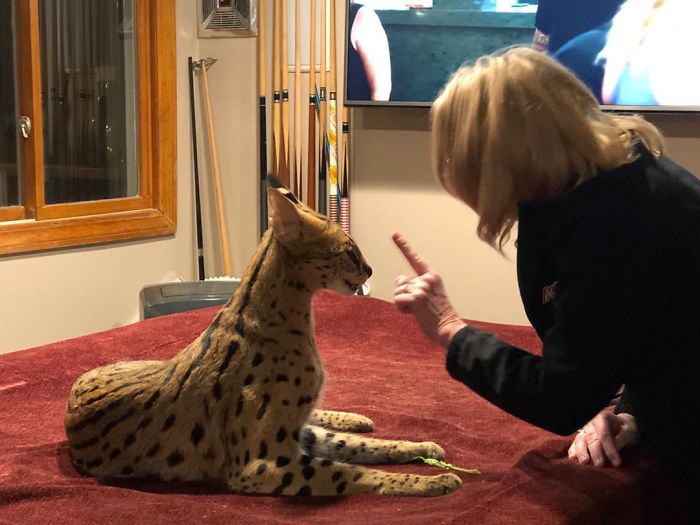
[{"x1": 350, "y1": 6, "x2": 392, "y2": 101}]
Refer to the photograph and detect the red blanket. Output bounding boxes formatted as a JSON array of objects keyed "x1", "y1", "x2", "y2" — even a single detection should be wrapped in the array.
[{"x1": 0, "y1": 291, "x2": 686, "y2": 524}]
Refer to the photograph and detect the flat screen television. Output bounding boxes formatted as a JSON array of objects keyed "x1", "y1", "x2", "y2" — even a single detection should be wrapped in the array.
[{"x1": 343, "y1": 0, "x2": 700, "y2": 112}]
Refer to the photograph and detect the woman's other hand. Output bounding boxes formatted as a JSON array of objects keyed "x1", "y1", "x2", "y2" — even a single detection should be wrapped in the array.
[
  {"x1": 568, "y1": 410, "x2": 640, "y2": 467},
  {"x1": 392, "y1": 232, "x2": 467, "y2": 348}
]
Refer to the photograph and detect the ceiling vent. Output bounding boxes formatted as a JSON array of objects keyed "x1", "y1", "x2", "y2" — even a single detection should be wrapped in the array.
[{"x1": 198, "y1": 0, "x2": 257, "y2": 38}]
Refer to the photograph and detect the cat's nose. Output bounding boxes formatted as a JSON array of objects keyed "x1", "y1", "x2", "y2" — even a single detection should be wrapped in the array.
[{"x1": 362, "y1": 264, "x2": 372, "y2": 278}]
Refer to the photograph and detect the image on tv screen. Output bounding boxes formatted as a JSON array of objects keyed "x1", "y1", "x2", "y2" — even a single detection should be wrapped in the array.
[{"x1": 344, "y1": 0, "x2": 700, "y2": 110}]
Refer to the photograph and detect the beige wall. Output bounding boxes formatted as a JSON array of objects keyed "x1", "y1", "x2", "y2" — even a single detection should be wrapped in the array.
[
  {"x1": 349, "y1": 107, "x2": 524, "y2": 324},
  {"x1": 0, "y1": 1, "x2": 200, "y2": 354},
  {"x1": 0, "y1": 1, "x2": 261, "y2": 355},
  {"x1": 350, "y1": 110, "x2": 700, "y2": 326},
  {"x1": 1, "y1": 0, "x2": 699, "y2": 354}
]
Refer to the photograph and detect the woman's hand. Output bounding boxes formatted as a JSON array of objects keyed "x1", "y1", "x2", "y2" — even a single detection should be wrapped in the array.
[
  {"x1": 568, "y1": 410, "x2": 640, "y2": 467},
  {"x1": 392, "y1": 232, "x2": 467, "y2": 348}
]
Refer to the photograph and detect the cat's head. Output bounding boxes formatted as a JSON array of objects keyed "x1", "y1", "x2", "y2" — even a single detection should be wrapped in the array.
[{"x1": 267, "y1": 176, "x2": 372, "y2": 295}]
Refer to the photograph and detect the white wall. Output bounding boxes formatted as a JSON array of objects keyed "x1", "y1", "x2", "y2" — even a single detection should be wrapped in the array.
[{"x1": 2, "y1": 0, "x2": 699, "y2": 354}]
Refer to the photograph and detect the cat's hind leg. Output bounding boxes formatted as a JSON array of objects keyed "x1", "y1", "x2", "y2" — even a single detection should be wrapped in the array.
[
  {"x1": 309, "y1": 409, "x2": 373, "y2": 432},
  {"x1": 300, "y1": 425, "x2": 445, "y2": 464}
]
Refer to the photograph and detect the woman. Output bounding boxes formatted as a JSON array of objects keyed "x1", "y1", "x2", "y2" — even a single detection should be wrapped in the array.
[{"x1": 393, "y1": 46, "x2": 700, "y2": 513}]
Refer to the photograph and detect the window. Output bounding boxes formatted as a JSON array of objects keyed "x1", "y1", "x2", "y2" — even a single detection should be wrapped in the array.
[{"x1": 0, "y1": 0, "x2": 176, "y2": 255}]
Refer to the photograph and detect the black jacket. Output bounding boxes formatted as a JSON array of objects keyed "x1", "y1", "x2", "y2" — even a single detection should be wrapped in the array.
[{"x1": 446, "y1": 145, "x2": 700, "y2": 483}]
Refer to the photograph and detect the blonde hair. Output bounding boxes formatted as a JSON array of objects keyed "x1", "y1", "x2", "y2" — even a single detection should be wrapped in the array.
[{"x1": 431, "y1": 46, "x2": 664, "y2": 251}]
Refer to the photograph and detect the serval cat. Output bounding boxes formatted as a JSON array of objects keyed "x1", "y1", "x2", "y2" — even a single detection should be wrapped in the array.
[{"x1": 65, "y1": 177, "x2": 462, "y2": 497}]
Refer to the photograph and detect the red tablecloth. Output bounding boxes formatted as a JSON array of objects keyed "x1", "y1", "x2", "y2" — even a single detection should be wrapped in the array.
[{"x1": 0, "y1": 291, "x2": 686, "y2": 524}]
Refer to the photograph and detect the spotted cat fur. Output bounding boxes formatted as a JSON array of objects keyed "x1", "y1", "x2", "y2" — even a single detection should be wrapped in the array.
[{"x1": 65, "y1": 178, "x2": 462, "y2": 497}]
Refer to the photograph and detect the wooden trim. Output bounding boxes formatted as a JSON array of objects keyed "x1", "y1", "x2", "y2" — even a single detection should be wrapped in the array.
[
  {"x1": 149, "y1": 0, "x2": 177, "y2": 225},
  {"x1": 0, "y1": 209, "x2": 175, "y2": 256},
  {"x1": 36, "y1": 196, "x2": 153, "y2": 221},
  {"x1": 15, "y1": 0, "x2": 44, "y2": 217},
  {"x1": 0, "y1": 207, "x2": 25, "y2": 222},
  {"x1": 136, "y1": 0, "x2": 154, "y2": 204},
  {"x1": 1, "y1": 0, "x2": 177, "y2": 256}
]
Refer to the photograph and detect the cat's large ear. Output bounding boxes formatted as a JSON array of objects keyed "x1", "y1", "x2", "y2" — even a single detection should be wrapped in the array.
[
  {"x1": 267, "y1": 175, "x2": 326, "y2": 243},
  {"x1": 267, "y1": 186, "x2": 302, "y2": 243},
  {"x1": 267, "y1": 175, "x2": 302, "y2": 243}
]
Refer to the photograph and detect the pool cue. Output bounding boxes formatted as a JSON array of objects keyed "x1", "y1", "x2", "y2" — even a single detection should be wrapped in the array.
[
  {"x1": 340, "y1": 106, "x2": 350, "y2": 234},
  {"x1": 318, "y1": 0, "x2": 328, "y2": 215},
  {"x1": 188, "y1": 57, "x2": 206, "y2": 280},
  {"x1": 280, "y1": 0, "x2": 290, "y2": 187},
  {"x1": 307, "y1": 0, "x2": 317, "y2": 210},
  {"x1": 258, "y1": 0, "x2": 268, "y2": 236},
  {"x1": 294, "y1": 0, "x2": 302, "y2": 200},
  {"x1": 199, "y1": 58, "x2": 233, "y2": 277},
  {"x1": 328, "y1": 0, "x2": 339, "y2": 223},
  {"x1": 319, "y1": 133, "x2": 327, "y2": 216},
  {"x1": 272, "y1": 0, "x2": 282, "y2": 178}
]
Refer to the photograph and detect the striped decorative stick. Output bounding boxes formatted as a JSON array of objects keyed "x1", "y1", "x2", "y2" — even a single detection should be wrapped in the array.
[
  {"x1": 319, "y1": 128, "x2": 328, "y2": 216},
  {"x1": 327, "y1": 0, "x2": 339, "y2": 223},
  {"x1": 294, "y1": 0, "x2": 302, "y2": 200},
  {"x1": 340, "y1": 106, "x2": 350, "y2": 234},
  {"x1": 280, "y1": 0, "x2": 290, "y2": 187},
  {"x1": 307, "y1": 0, "x2": 317, "y2": 209},
  {"x1": 257, "y1": 0, "x2": 268, "y2": 236}
]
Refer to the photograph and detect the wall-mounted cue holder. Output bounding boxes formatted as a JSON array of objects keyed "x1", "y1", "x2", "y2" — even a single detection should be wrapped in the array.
[
  {"x1": 257, "y1": 0, "x2": 350, "y2": 236},
  {"x1": 189, "y1": 56, "x2": 235, "y2": 280}
]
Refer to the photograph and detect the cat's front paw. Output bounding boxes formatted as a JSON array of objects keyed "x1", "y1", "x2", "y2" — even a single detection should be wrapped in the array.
[
  {"x1": 311, "y1": 410, "x2": 375, "y2": 432},
  {"x1": 374, "y1": 472, "x2": 462, "y2": 497},
  {"x1": 424, "y1": 473, "x2": 462, "y2": 496},
  {"x1": 347, "y1": 414, "x2": 374, "y2": 433},
  {"x1": 414, "y1": 441, "x2": 445, "y2": 460}
]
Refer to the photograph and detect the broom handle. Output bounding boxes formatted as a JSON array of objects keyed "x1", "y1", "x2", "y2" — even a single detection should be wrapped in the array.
[{"x1": 201, "y1": 62, "x2": 233, "y2": 277}]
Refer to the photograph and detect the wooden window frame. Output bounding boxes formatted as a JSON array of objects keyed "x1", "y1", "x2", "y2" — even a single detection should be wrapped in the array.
[{"x1": 0, "y1": 0, "x2": 176, "y2": 256}]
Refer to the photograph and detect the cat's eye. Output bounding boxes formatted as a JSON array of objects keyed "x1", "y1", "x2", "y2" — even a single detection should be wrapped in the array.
[{"x1": 345, "y1": 247, "x2": 360, "y2": 266}]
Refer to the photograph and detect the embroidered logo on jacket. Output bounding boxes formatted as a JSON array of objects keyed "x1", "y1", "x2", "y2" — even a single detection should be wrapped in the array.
[{"x1": 542, "y1": 281, "x2": 558, "y2": 305}]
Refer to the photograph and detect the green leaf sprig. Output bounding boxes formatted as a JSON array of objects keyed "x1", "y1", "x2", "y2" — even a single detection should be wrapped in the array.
[{"x1": 413, "y1": 456, "x2": 481, "y2": 475}]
